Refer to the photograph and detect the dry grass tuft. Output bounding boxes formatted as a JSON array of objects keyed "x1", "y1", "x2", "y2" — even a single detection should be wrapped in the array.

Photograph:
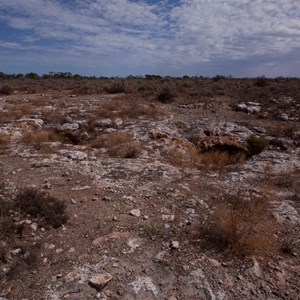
[
  {"x1": 200, "y1": 193, "x2": 278, "y2": 257},
  {"x1": 198, "y1": 150, "x2": 247, "y2": 169},
  {"x1": 57, "y1": 100, "x2": 68, "y2": 108},
  {"x1": 0, "y1": 132, "x2": 10, "y2": 147},
  {"x1": 90, "y1": 136, "x2": 106, "y2": 148},
  {"x1": 168, "y1": 140, "x2": 247, "y2": 169},
  {"x1": 168, "y1": 142, "x2": 200, "y2": 167},
  {"x1": 106, "y1": 132, "x2": 133, "y2": 148},
  {"x1": 105, "y1": 132, "x2": 140, "y2": 157},
  {"x1": 96, "y1": 99, "x2": 122, "y2": 118},
  {"x1": 22, "y1": 129, "x2": 61, "y2": 146},
  {"x1": 114, "y1": 142, "x2": 140, "y2": 158},
  {"x1": 95, "y1": 96, "x2": 165, "y2": 120}
]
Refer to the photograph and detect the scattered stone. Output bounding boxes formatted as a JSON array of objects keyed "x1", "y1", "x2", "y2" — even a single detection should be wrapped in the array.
[
  {"x1": 70, "y1": 198, "x2": 77, "y2": 204},
  {"x1": 208, "y1": 258, "x2": 221, "y2": 267},
  {"x1": 170, "y1": 241, "x2": 179, "y2": 249},
  {"x1": 58, "y1": 122, "x2": 80, "y2": 131},
  {"x1": 251, "y1": 257, "x2": 262, "y2": 277},
  {"x1": 161, "y1": 214, "x2": 175, "y2": 222},
  {"x1": 48, "y1": 244, "x2": 55, "y2": 250},
  {"x1": 31, "y1": 222, "x2": 38, "y2": 231},
  {"x1": 88, "y1": 273, "x2": 113, "y2": 291},
  {"x1": 115, "y1": 118, "x2": 123, "y2": 126},
  {"x1": 96, "y1": 119, "x2": 113, "y2": 127},
  {"x1": 129, "y1": 209, "x2": 141, "y2": 217},
  {"x1": 18, "y1": 118, "x2": 44, "y2": 128},
  {"x1": 235, "y1": 102, "x2": 261, "y2": 114},
  {"x1": 272, "y1": 201, "x2": 300, "y2": 225},
  {"x1": 71, "y1": 185, "x2": 91, "y2": 191},
  {"x1": 60, "y1": 150, "x2": 87, "y2": 161},
  {"x1": 103, "y1": 128, "x2": 116, "y2": 133},
  {"x1": 43, "y1": 180, "x2": 51, "y2": 189},
  {"x1": 280, "y1": 113, "x2": 289, "y2": 121},
  {"x1": 127, "y1": 238, "x2": 141, "y2": 253},
  {"x1": 10, "y1": 248, "x2": 22, "y2": 256},
  {"x1": 129, "y1": 276, "x2": 158, "y2": 297}
]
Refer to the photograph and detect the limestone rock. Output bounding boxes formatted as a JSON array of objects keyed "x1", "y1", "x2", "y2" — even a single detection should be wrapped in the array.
[
  {"x1": 272, "y1": 201, "x2": 300, "y2": 225},
  {"x1": 235, "y1": 102, "x2": 261, "y2": 114},
  {"x1": 129, "y1": 209, "x2": 141, "y2": 217},
  {"x1": 170, "y1": 241, "x2": 179, "y2": 249},
  {"x1": 31, "y1": 222, "x2": 38, "y2": 231},
  {"x1": 18, "y1": 118, "x2": 44, "y2": 128},
  {"x1": 161, "y1": 214, "x2": 175, "y2": 222},
  {"x1": 88, "y1": 272, "x2": 112, "y2": 291},
  {"x1": 58, "y1": 123, "x2": 79, "y2": 131},
  {"x1": 60, "y1": 150, "x2": 87, "y2": 161}
]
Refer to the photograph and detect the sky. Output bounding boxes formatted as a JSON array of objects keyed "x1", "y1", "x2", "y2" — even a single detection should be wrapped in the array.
[{"x1": 0, "y1": 0, "x2": 299, "y2": 77}]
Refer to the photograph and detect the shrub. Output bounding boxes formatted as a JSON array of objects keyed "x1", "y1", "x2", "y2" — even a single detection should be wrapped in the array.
[
  {"x1": 255, "y1": 76, "x2": 268, "y2": 87},
  {"x1": 157, "y1": 86, "x2": 175, "y2": 103},
  {"x1": 14, "y1": 187, "x2": 67, "y2": 228},
  {"x1": 200, "y1": 193, "x2": 277, "y2": 256},
  {"x1": 0, "y1": 85, "x2": 13, "y2": 95},
  {"x1": 247, "y1": 135, "x2": 269, "y2": 156},
  {"x1": 25, "y1": 72, "x2": 39, "y2": 79},
  {"x1": 105, "y1": 82, "x2": 125, "y2": 94},
  {"x1": 212, "y1": 75, "x2": 226, "y2": 82}
]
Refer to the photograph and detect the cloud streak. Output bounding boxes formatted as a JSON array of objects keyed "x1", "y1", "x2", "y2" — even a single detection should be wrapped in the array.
[{"x1": 0, "y1": 0, "x2": 299, "y2": 76}]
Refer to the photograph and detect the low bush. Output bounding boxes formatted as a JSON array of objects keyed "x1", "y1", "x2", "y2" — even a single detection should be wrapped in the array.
[
  {"x1": 247, "y1": 135, "x2": 269, "y2": 156},
  {"x1": 200, "y1": 193, "x2": 277, "y2": 256},
  {"x1": 0, "y1": 84, "x2": 13, "y2": 95},
  {"x1": 14, "y1": 187, "x2": 68, "y2": 228},
  {"x1": 157, "y1": 86, "x2": 176, "y2": 103},
  {"x1": 105, "y1": 82, "x2": 125, "y2": 94},
  {"x1": 255, "y1": 76, "x2": 268, "y2": 87}
]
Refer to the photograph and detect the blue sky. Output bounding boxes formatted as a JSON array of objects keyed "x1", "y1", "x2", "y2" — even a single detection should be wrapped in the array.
[{"x1": 0, "y1": 0, "x2": 299, "y2": 77}]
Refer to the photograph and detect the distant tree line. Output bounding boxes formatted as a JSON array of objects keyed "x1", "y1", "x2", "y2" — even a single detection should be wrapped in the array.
[{"x1": 0, "y1": 71, "x2": 298, "y2": 80}]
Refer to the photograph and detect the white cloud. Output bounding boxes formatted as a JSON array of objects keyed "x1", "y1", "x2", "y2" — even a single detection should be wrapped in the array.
[
  {"x1": 0, "y1": 41, "x2": 20, "y2": 48},
  {"x1": 169, "y1": 0, "x2": 300, "y2": 62},
  {"x1": 0, "y1": 0, "x2": 299, "y2": 75}
]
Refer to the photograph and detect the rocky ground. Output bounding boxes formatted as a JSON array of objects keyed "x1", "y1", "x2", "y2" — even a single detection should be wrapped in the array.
[{"x1": 0, "y1": 85, "x2": 299, "y2": 300}]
